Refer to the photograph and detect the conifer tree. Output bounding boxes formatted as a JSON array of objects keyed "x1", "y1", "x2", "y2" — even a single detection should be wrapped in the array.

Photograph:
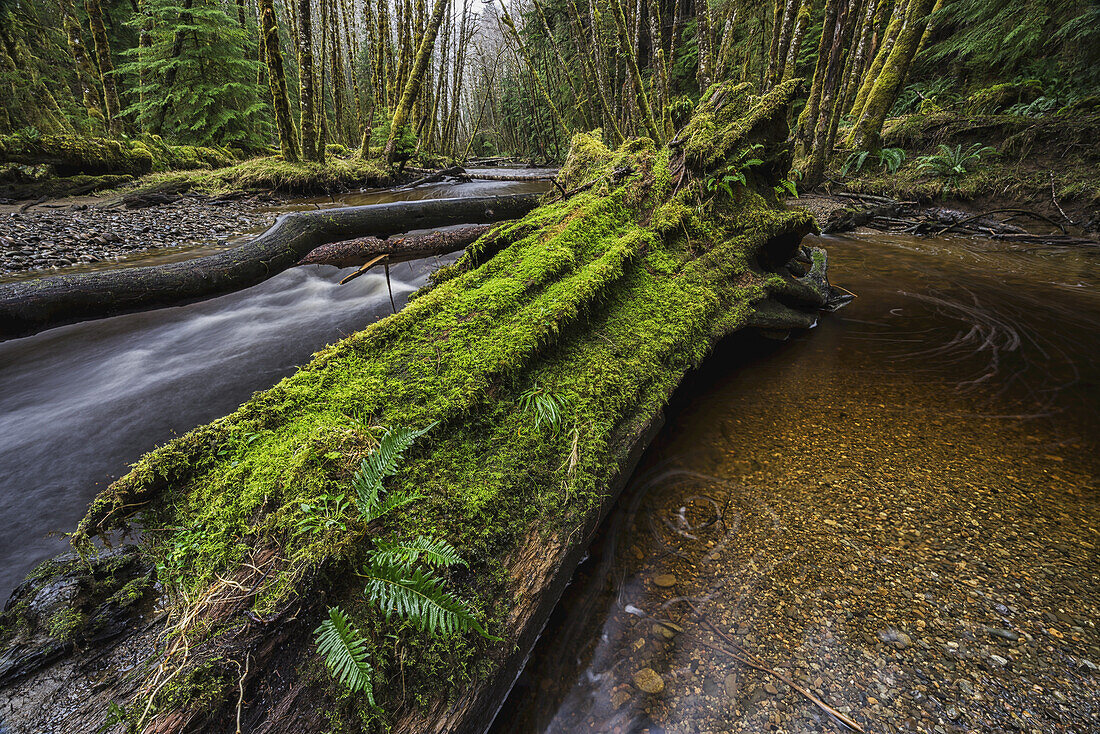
[{"x1": 119, "y1": 0, "x2": 270, "y2": 149}]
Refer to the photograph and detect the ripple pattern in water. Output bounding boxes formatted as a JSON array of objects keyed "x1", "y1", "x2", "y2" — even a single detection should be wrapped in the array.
[{"x1": 493, "y1": 233, "x2": 1100, "y2": 734}]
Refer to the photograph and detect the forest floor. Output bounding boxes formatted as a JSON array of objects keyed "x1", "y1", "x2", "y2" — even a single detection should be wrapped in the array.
[{"x1": 821, "y1": 111, "x2": 1100, "y2": 233}]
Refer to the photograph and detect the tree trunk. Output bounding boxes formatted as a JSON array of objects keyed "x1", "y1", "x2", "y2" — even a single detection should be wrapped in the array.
[
  {"x1": 768, "y1": 0, "x2": 798, "y2": 88},
  {"x1": 259, "y1": 0, "x2": 300, "y2": 162},
  {"x1": 846, "y1": 0, "x2": 905, "y2": 127},
  {"x1": 61, "y1": 0, "x2": 105, "y2": 126},
  {"x1": 296, "y1": 0, "x2": 323, "y2": 162},
  {"x1": 384, "y1": 0, "x2": 449, "y2": 163},
  {"x1": 805, "y1": 0, "x2": 854, "y2": 187},
  {"x1": 0, "y1": 194, "x2": 541, "y2": 340},
  {"x1": 795, "y1": 0, "x2": 842, "y2": 146},
  {"x1": 846, "y1": 0, "x2": 934, "y2": 150},
  {"x1": 611, "y1": 0, "x2": 662, "y2": 142},
  {"x1": 781, "y1": 0, "x2": 813, "y2": 83},
  {"x1": 83, "y1": 0, "x2": 122, "y2": 135},
  {"x1": 153, "y1": 0, "x2": 196, "y2": 133},
  {"x1": 0, "y1": 83, "x2": 842, "y2": 734},
  {"x1": 694, "y1": 0, "x2": 714, "y2": 91}
]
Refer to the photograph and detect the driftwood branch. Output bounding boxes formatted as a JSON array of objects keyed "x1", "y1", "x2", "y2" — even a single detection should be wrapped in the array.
[{"x1": 0, "y1": 194, "x2": 540, "y2": 340}]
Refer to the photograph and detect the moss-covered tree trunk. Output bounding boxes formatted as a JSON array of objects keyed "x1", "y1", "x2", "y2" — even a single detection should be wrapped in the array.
[
  {"x1": 781, "y1": 0, "x2": 813, "y2": 83},
  {"x1": 384, "y1": 0, "x2": 448, "y2": 163},
  {"x1": 611, "y1": 0, "x2": 662, "y2": 142},
  {"x1": 846, "y1": 0, "x2": 934, "y2": 150},
  {"x1": 296, "y1": 0, "x2": 323, "y2": 162},
  {"x1": 795, "y1": 0, "x2": 842, "y2": 146},
  {"x1": 0, "y1": 82, "x2": 845, "y2": 734},
  {"x1": 846, "y1": 0, "x2": 904, "y2": 127},
  {"x1": 61, "y1": 0, "x2": 105, "y2": 127},
  {"x1": 83, "y1": 0, "x2": 122, "y2": 136},
  {"x1": 259, "y1": 0, "x2": 300, "y2": 162}
]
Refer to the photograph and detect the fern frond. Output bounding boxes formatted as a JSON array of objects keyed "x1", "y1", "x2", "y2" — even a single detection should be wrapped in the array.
[
  {"x1": 352, "y1": 422, "x2": 437, "y2": 518},
  {"x1": 362, "y1": 557, "x2": 495, "y2": 639},
  {"x1": 361, "y1": 488, "x2": 424, "y2": 524},
  {"x1": 314, "y1": 606, "x2": 375, "y2": 703},
  {"x1": 372, "y1": 535, "x2": 468, "y2": 569}
]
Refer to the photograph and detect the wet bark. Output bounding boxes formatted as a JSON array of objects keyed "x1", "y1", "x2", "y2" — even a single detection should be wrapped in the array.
[
  {"x1": 0, "y1": 194, "x2": 541, "y2": 340},
  {"x1": 83, "y1": 0, "x2": 122, "y2": 135},
  {"x1": 296, "y1": 0, "x2": 323, "y2": 162}
]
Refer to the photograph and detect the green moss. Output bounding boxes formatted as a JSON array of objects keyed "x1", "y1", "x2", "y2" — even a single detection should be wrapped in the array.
[
  {"x1": 74, "y1": 81, "x2": 818, "y2": 728},
  {"x1": 46, "y1": 608, "x2": 86, "y2": 642},
  {"x1": 964, "y1": 80, "x2": 1043, "y2": 114}
]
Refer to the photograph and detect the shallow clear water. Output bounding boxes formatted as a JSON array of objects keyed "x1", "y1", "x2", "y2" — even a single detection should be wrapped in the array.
[{"x1": 492, "y1": 232, "x2": 1100, "y2": 733}]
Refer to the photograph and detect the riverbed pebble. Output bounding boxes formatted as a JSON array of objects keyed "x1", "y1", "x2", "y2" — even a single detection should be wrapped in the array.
[{"x1": 0, "y1": 197, "x2": 277, "y2": 276}]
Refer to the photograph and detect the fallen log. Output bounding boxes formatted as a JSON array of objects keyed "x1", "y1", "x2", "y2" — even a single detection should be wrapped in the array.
[
  {"x1": 0, "y1": 194, "x2": 540, "y2": 340},
  {"x1": 0, "y1": 80, "x2": 847, "y2": 734},
  {"x1": 298, "y1": 224, "x2": 493, "y2": 269}
]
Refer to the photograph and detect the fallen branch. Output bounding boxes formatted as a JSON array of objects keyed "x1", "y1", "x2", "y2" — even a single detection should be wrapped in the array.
[
  {"x1": 298, "y1": 224, "x2": 493, "y2": 269},
  {"x1": 0, "y1": 195, "x2": 540, "y2": 340},
  {"x1": 935, "y1": 207, "x2": 1066, "y2": 236},
  {"x1": 338, "y1": 254, "x2": 388, "y2": 285}
]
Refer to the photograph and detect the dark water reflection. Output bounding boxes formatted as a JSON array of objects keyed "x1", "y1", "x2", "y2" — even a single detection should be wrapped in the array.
[{"x1": 493, "y1": 233, "x2": 1100, "y2": 733}]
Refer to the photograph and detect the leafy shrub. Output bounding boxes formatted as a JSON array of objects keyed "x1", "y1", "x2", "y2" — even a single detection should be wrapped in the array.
[
  {"x1": 916, "y1": 143, "x2": 997, "y2": 188},
  {"x1": 841, "y1": 147, "x2": 907, "y2": 177}
]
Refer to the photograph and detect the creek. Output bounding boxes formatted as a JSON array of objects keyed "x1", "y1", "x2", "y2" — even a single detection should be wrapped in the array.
[
  {"x1": 1, "y1": 182, "x2": 1097, "y2": 732},
  {"x1": 492, "y1": 232, "x2": 1100, "y2": 732}
]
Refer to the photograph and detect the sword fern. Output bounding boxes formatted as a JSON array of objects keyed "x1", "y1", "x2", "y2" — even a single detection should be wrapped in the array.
[{"x1": 314, "y1": 606, "x2": 375, "y2": 704}]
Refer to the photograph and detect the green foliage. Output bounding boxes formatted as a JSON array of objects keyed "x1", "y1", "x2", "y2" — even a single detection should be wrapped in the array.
[
  {"x1": 362, "y1": 554, "x2": 491, "y2": 638},
  {"x1": 315, "y1": 606, "x2": 375, "y2": 703},
  {"x1": 916, "y1": 143, "x2": 997, "y2": 188},
  {"x1": 97, "y1": 701, "x2": 129, "y2": 733},
  {"x1": 841, "y1": 147, "x2": 907, "y2": 176},
  {"x1": 118, "y1": 0, "x2": 270, "y2": 149},
  {"x1": 352, "y1": 424, "x2": 435, "y2": 519},
  {"x1": 295, "y1": 493, "x2": 351, "y2": 537},
  {"x1": 370, "y1": 112, "x2": 417, "y2": 164},
  {"x1": 518, "y1": 384, "x2": 568, "y2": 433},
  {"x1": 668, "y1": 95, "x2": 696, "y2": 129},
  {"x1": 705, "y1": 144, "x2": 764, "y2": 198},
  {"x1": 372, "y1": 535, "x2": 468, "y2": 570}
]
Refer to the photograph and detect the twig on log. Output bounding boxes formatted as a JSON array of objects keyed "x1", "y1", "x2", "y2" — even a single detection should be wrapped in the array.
[{"x1": 338, "y1": 254, "x2": 388, "y2": 285}]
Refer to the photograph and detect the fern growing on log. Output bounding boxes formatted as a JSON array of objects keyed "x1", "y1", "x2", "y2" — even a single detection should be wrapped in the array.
[
  {"x1": 371, "y1": 535, "x2": 468, "y2": 569},
  {"x1": 353, "y1": 423, "x2": 436, "y2": 519},
  {"x1": 362, "y1": 555, "x2": 491, "y2": 638},
  {"x1": 314, "y1": 606, "x2": 375, "y2": 703}
]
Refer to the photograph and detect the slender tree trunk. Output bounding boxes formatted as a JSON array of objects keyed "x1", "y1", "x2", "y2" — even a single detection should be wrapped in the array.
[
  {"x1": 498, "y1": 0, "x2": 570, "y2": 139},
  {"x1": 296, "y1": 0, "x2": 323, "y2": 161},
  {"x1": 805, "y1": 0, "x2": 853, "y2": 186},
  {"x1": 768, "y1": 0, "x2": 798, "y2": 88},
  {"x1": 385, "y1": 0, "x2": 450, "y2": 163},
  {"x1": 846, "y1": 0, "x2": 905, "y2": 124},
  {"x1": 694, "y1": 0, "x2": 714, "y2": 91},
  {"x1": 781, "y1": 0, "x2": 813, "y2": 83},
  {"x1": 259, "y1": 0, "x2": 300, "y2": 161},
  {"x1": 611, "y1": 0, "x2": 661, "y2": 142},
  {"x1": 840, "y1": 0, "x2": 879, "y2": 110},
  {"x1": 796, "y1": 0, "x2": 841, "y2": 146},
  {"x1": 846, "y1": 0, "x2": 934, "y2": 150},
  {"x1": 84, "y1": 0, "x2": 122, "y2": 135},
  {"x1": 62, "y1": 0, "x2": 105, "y2": 126}
]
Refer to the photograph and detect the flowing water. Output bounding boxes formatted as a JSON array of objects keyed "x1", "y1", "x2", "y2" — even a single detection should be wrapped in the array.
[
  {"x1": 0, "y1": 176, "x2": 549, "y2": 599},
  {"x1": 492, "y1": 233, "x2": 1100, "y2": 733},
  {"x1": 2, "y1": 185, "x2": 1098, "y2": 732}
]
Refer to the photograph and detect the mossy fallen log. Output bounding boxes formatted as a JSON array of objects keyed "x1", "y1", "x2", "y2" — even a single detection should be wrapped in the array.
[
  {"x1": 0, "y1": 194, "x2": 541, "y2": 340},
  {"x1": 0, "y1": 80, "x2": 843, "y2": 734},
  {"x1": 0, "y1": 134, "x2": 236, "y2": 177}
]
